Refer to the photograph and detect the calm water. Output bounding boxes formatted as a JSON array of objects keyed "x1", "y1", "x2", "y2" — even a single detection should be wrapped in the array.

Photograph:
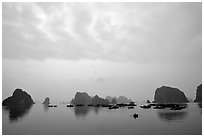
[{"x1": 2, "y1": 103, "x2": 202, "y2": 135}]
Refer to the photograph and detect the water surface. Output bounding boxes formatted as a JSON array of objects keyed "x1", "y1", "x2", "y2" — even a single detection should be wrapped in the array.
[{"x1": 2, "y1": 103, "x2": 202, "y2": 135}]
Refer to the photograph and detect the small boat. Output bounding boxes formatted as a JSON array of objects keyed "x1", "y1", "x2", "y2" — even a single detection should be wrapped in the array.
[
  {"x1": 153, "y1": 105, "x2": 165, "y2": 109},
  {"x1": 117, "y1": 103, "x2": 126, "y2": 107},
  {"x1": 48, "y1": 105, "x2": 57, "y2": 107},
  {"x1": 102, "y1": 104, "x2": 111, "y2": 107},
  {"x1": 67, "y1": 105, "x2": 74, "y2": 107},
  {"x1": 170, "y1": 106, "x2": 186, "y2": 110},
  {"x1": 108, "y1": 105, "x2": 119, "y2": 110},
  {"x1": 128, "y1": 106, "x2": 134, "y2": 109},
  {"x1": 133, "y1": 113, "x2": 139, "y2": 119},
  {"x1": 140, "y1": 105, "x2": 151, "y2": 109}
]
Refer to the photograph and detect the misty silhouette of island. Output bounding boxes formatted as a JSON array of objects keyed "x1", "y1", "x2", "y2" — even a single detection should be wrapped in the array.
[
  {"x1": 70, "y1": 92, "x2": 110, "y2": 106},
  {"x1": 106, "y1": 96, "x2": 133, "y2": 104},
  {"x1": 43, "y1": 97, "x2": 50, "y2": 105},
  {"x1": 2, "y1": 84, "x2": 202, "y2": 115},
  {"x1": 194, "y1": 84, "x2": 202, "y2": 103},
  {"x1": 153, "y1": 86, "x2": 188, "y2": 103},
  {"x1": 111, "y1": 98, "x2": 117, "y2": 104},
  {"x1": 70, "y1": 92, "x2": 135, "y2": 107},
  {"x1": 42, "y1": 97, "x2": 57, "y2": 107},
  {"x1": 3, "y1": 85, "x2": 202, "y2": 108},
  {"x1": 2, "y1": 89, "x2": 34, "y2": 106},
  {"x1": 42, "y1": 97, "x2": 50, "y2": 111},
  {"x1": 2, "y1": 85, "x2": 202, "y2": 123}
]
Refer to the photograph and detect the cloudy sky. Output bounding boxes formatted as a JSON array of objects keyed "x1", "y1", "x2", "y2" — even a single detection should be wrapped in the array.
[{"x1": 2, "y1": 2, "x2": 202, "y2": 103}]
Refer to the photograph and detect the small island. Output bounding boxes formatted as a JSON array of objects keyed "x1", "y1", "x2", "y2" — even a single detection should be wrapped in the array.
[
  {"x1": 153, "y1": 86, "x2": 188, "y2": 103},
  {"x1": 70, "y1": 92, "x2": 110, "y2": 106},
  {"x1": 43, "y1": 97, "x2": 50, "y2": 105},
  {"x1": 2, "y1": 89, "x2": 34, "y2": 106}
]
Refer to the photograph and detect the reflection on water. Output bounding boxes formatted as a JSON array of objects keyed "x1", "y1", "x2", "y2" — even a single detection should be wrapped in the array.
[
  {"x1": 3, "y1": 105, "x2": 33, "y2": 123},
  {"x1": 74, "y1": 106, "x2": 101, "y2": 117},
  {"x1": 196, "y1": 103, "x2": 202, "y2": 115},
  {"x1": 157, "y1": 110, "x2": 188, "y2": 122},
  {"x1": 93, "y1": 106, "x2": 100, "y2": 114},
  {"x1": 2, "y1": 103, "x2": 202, "y2": 135},
  {"x1": 43, "y1": 104, "x2": 49, "y2": 112},
  {"x1": 197, "y1": 103, "x2": 202, "y2": 108},
  {"x1": 74, "y1": 106, "x2": 90, "y2": 118}
]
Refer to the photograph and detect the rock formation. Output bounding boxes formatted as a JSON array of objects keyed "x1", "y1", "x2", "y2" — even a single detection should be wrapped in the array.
[
  {"x1": 106, "y1": 96, "x2": 133, "y2": 104},
  {"x1": 74, "y1": 92, "x2": 92, "y2": 105},
  {"x1": 153, "y1": 86, "x2": 188, "y2": 103},
  {"x1": 194, "y1": 84, "x2": 202, "y2": 102},
  {"x1": 70, "y1": 98, "x2": 75, "y2": 105},
  {"x1": 117, "y1": 96, "x2": 133, "y2": 103},
  {"x1": 111, "y1": 98, "x2": 117, "y2": 104},
  {"x1": 70, "y1": 92, "x2": 110, "y2": 106},
  {"x1": 2, "y1": 89, "x2": 34, "y2": 106},
  {"x1": 92, "y1": 95, "x2": 110, "y2": 105},
  {"x1": 43, "y1": 97, "x2": 50, "y2": 105},
  {"x1": 106, "y1": 96, "x2": 113, "y2": 102}
]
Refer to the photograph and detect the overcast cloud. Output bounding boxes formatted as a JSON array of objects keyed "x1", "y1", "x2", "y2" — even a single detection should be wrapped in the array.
[
  {"x1": 3, "y1": 3, "x2": 201, "y2": 63},
  {"x1": 2, "y1": 3, "x2": 202, "y2": 102}
]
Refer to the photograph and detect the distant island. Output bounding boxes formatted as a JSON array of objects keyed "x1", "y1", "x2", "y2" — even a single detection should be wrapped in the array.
[
  {"x1": 2, "y1": 84, "x2": 202, "y2": 107},
  {"x1": 43, "y1": 97, "x2": 50, "y2": 105},
  {"x1": 105, "y1": 96, "x2": 133, "y2": 104},
  {"x1": 69, "y1": 92, "x2": 135, "y2": 106}
]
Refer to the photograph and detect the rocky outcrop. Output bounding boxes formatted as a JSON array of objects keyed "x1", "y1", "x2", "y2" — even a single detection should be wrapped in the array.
[
  {"x1": 70, "y1": 98, "x2": 75, "y2": 105},
  {"x1": 106, "y1": 96, "x2": 133, "y2": 104},
  {"x1": 111, "y1": 98, "x2": 117, "y2": 104},
  {"x1": 2, "y1": 89, "x2": 34, "y2": 106},
  {"x1": 92, "y1": 95, "x2": 110, "y2": 105},
  {"x1": 74, "y1": 92, "x2": 92, "y2": 105},
  {"x1": 70, "y1": 92, "x2": 110, "y2": 106},
  {"x1": 43, "y1": 97, "x2": 50, "y2": 105},
  {"x1": 194, "y1": 84, "x2": 202, "y2": 102},
  {"x1": 106, "y1": 96, "x2": 113, "y2": 102},
  {"x1": 153, "y1": 86, "x2": 188, "y2": 103},
  {"x1": 118, "y1": 96, "x2": 133, "y2": 103}
]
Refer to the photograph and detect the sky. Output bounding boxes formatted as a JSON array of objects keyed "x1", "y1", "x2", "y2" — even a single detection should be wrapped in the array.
[{"x1": 2, "y1": 2, "x2": 202, "y2": 103}]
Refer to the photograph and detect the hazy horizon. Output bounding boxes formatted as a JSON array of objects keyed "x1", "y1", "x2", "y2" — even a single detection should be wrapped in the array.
[{"x1": 2, "y1": 2, "x2": 202, "y2": 103}]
